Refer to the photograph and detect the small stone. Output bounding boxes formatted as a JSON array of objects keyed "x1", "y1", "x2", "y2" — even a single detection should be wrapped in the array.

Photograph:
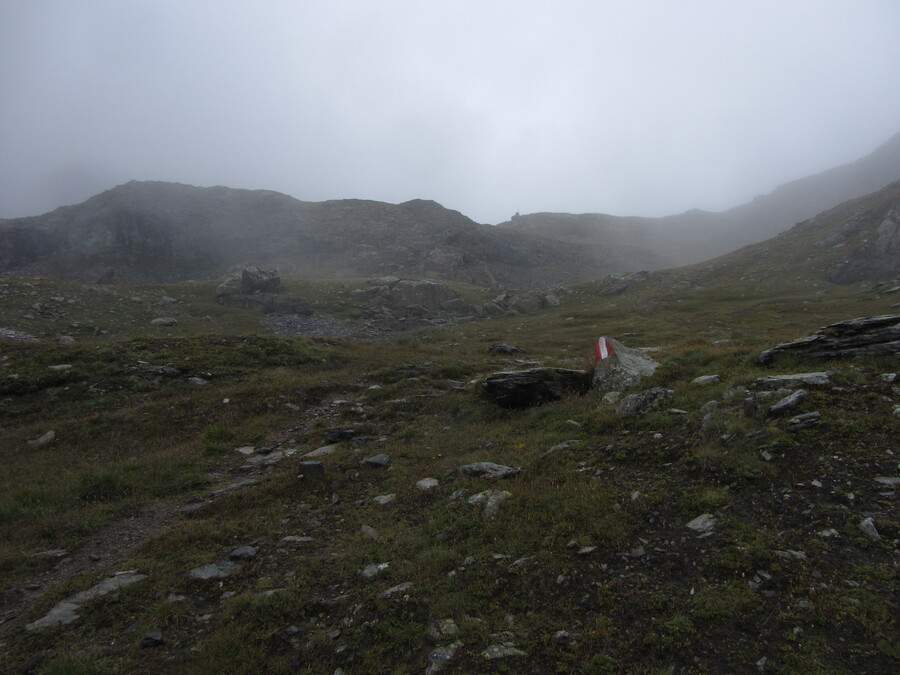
[
  {"x1": 817, "y1": 528, "x2": 839, "y2": 538},
  {"x1": 235, "y1": 446, "x2": 255, "y2": 456},
  {"x1": 760, "y1": 450, "x2": 773, "y2": 461},
  {"x1": 360, "y1": 562, "x2": 389, "y2": 578},
  {"x1": 416, "y1": 477, "x2": 439, "y2": 490},
  {"x1": 692, "y1": 375, "x2": 721, "y2": 385},
  {"x1": 140, "y1": 632, "x2": 164, "y2": 648},
  {"x1": 150, "y1": 317, "x2": 177, "y2": 326},
  {"x1": 188, "y1": 562, "x2": 242, "y2": 580},
  {"x1": 686, "y1": 513, "x2": 717, "y2": 534},
  {"x1": 786, "y1": 411, "x2": 820, "y2": 432},
  {"x1": 297, "y1": 461, "x2": 325, "y2": 478},
  {"x1": 47, "y1": 364, "x2": 71, "y2": 372},
  {"x1": 229, "y1": 546, "x2": 257, "y2": 561},
  {"x1": 362, "y1": 453, "x2": 390, "y2": 468},
  {"x1": 378, "y1": 582, "x2": 413, "y2": 598},
  {"x1": 874, "y1": 476, "x2": 900, "y2": 487},
  {"x1": 360, "y1": 525, "x2": 379, "y2": 540},
  {"x1": 601, "y1": 391, "x2": 621, "y2": 405},
  {"x1": 858, "y1": 517, "x2": 881, "y2": 542},
  {"x1": 373, "y1": 494, "x2": 396, "y2": 505},
  {"x1": 428, "y1": 618, "x2": 459, "y2": 639},
  {"x1": 483, "y1": 644, "x2": 527, "y2": 659},
  {"x1": 770, "y1": 389, "x2": 808, "y2": 415},
  {"x1": 577, "y1": 546, "x2": 596, "y2": 556},
  {"x1": 27, "y1": 430, "x2": 56, "y2": 447},
  {"x1": 458, "y1": 462, "x2": 521, "y2": 479},
  {"x1": 304, "y1": 444, "x2": 337, "y2": 458},
  {"x1": 187, "y1": 377, "x2": 209, "y2": 386},
  {"x1": 426, "y1": 641, "x2": 463, "y2": 675}
]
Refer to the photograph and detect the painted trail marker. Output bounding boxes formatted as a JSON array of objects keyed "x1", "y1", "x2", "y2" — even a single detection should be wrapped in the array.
[{"x1": 596, "y1": 337, "x2": 615, "y2": 361}]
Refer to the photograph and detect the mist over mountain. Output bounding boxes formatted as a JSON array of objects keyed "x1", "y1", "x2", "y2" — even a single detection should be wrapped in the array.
[
  {"x1": 1, "y1": 131, "x2": 898, "y2": 288},
  {"x1": 0, "y1": 181, "x2": 619, "y2": 287},
  {"x1": 499, "y1": 131, "x2": 900, "y2": 268}
]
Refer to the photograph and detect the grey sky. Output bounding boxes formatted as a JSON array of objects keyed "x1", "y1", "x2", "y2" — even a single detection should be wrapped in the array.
[{"x1": 2, "y1": 0, "x2": 899, "y2": 224}]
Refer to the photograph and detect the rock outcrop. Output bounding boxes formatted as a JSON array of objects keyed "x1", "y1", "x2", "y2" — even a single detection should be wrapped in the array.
[
  {"x1": 214, "y1": 267, "x2": 312, "y2": 314},
  {"x1": 481, "y1": 368, "x2": 591, "y2": 408},
  {"x1": 758, "y1": 315, "x2": 900, "y2": 365},
  {"x1": 592, "y1": 338, "x2": 659, "y2": 392}
]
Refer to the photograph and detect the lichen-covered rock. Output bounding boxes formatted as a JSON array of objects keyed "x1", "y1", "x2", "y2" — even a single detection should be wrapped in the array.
[
  {"x1": 616, "y1": 387, "x2": 673, "y2": 418},
  {"x1": 592, "y1": 338, "x2": 659, "y2": 392}
]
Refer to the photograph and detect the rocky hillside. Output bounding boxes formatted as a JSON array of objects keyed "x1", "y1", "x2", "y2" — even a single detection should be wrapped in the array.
[
  {"x1": 500, "y1": 131, "x2": 900, "y2": 268},
  {"x1": 0, "y1": 269, "x2": 897, "y2": 673},
  {"x1": 0, "y1": 182, "x2": 628, "y2": 288}
]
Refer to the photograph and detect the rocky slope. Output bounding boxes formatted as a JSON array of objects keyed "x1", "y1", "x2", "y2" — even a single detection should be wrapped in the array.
[
  {"x1": 499, "y1": 131, "x2": 900, "y2": 268},
  {"x1": 0, "y1": 182, "x2": 620, "y2": 288}
]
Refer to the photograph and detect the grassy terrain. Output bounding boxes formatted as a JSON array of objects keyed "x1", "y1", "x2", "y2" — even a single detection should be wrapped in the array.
[{"x1": 0, "y1": 271, "x2": 898, "y2": 673}]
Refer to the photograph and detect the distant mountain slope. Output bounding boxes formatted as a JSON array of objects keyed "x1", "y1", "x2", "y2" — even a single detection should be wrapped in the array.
[
  {"x1": 499, "y1": 131, "x2": 900, "y2": 268},
  {"x1": 0, "y1": 181, "x2": 628, "y2": 287},
  {"x1": 684, "y1": 178, "x2": 900, "y2": 288}
]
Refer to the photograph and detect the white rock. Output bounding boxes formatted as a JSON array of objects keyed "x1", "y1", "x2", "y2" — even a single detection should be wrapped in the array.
[
  {"x1": 416, "y1": 477, "x2": 439, "y2": 490},
  {"x1": 686, "y1": 513, "x2": 717, "y2": 534}
]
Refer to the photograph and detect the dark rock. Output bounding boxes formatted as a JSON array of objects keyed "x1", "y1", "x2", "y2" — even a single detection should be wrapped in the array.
[
  {"x1": 488, "y1": 342, "x2": 527, "y2": 354},
  {"x1": 297, "y1": 461, "x2": 325, "y2": 477},
  {"x1": 140, "y1": 632, "x2": 164, "y2": 648},
  {"x1": 592, "y1": 338, "x2": 659, "y2": 391},
  {"x1": 616, "y1": 387, "x2": 674, "y2": 418},
  {"x1": 324, "y1": 429, "x2": 356, "y2": 443},
  {"x1": 786, "y1": 411, "x2": 821, "y2": 432},
  {"x1": 229, "y1": 546, "x2": 257, "y2": 561},
  {"x1": 758, "y1": 315, "x2": 900, "y2": 365},
  {"x1": 482, "y1": 368, "x2": 590, "y2": 408},
  {"x1": 361, "y1": 453, "x2": 390, "y2": 468},
  {"x1": 150, "y1": 317, "x2": 177, "y2": 326},
  {"x1": 241, "y1": 266, "x2": 282, "y2": 294}
]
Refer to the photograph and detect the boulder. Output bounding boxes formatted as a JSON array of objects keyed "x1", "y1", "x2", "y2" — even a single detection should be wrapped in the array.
[
  {"x1": 592, "y1": 338, "x2": 659, "y2": 392},
  {"x1": 241, "y1": 266, "x2": 282, "y2": 294},
  {"x1": 616, "y1": 387, "x2": 673, "y2": 418},
  {"x1": 482, "y1": 368, "x2": 590, "y2": 408},
  {"x1": 758, "y1": 315, "x2": 900, "y2": 365}
]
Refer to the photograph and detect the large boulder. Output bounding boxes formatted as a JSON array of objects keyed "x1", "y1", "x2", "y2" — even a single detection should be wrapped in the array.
[
  {"x1": 241, "y1": 266, "x2": 282, "y2": 294},
  {"x1": 592, "y1": 338, "x2": 659, "y2": 392},
  {"x1": 482, "y1": 368, "x2": 591, "y2": 409},
  {"x1": 758, "y1": 315, "x2": 900, "y2": 365}
]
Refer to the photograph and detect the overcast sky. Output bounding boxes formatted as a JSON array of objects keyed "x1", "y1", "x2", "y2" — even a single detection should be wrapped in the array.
[{"x1": 2, "y1": 1, "x2": 899, "y2": 224}]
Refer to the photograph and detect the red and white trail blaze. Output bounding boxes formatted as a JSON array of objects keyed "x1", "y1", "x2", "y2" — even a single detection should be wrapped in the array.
[{"x1": 596, "y1": 336, "x2": 615, "y2": 361}]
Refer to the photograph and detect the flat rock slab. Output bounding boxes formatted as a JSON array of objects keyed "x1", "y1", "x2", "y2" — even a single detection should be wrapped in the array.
[
  {"x1": 26, "y1": 571, "x2": 147, "y2": 631},
  {"x1": 758, "y1": 314, "x2": 900, "y2": 365},
  {"x1": 482, "y1": 367, "x2": 590, "y2": 408},
  {"x1": 755, "y1": 372, "x2": 830, "y2": 387},
  {"x1": 459, "y1": 462, "x2": 522, "y2": 479},
  {"x1": 188, "y1": 561, "x2": 242, "y2": 580}
]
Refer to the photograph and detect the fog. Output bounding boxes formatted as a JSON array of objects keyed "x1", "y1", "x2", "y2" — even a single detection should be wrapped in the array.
[{"x1": 2, "y1": 0, "x2": 899, "y2": 223}]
